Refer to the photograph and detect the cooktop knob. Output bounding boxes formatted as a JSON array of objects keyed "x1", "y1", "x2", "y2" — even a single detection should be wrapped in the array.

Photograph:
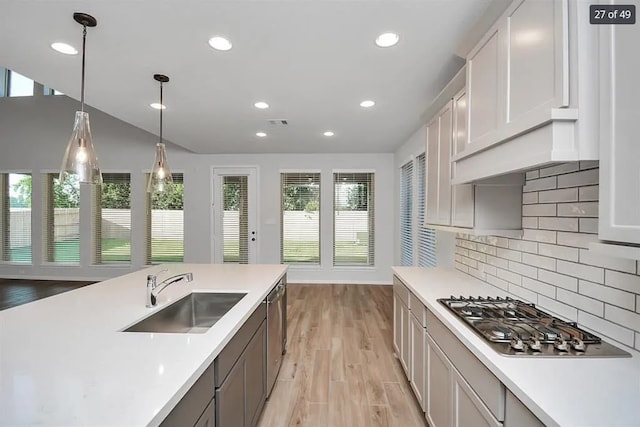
[
  {"x1": 571, "y1": 338, "x2": 586, "y2": 352},
  {"x1": 527, "y1": 338, "x2": 542, "y2": 352},
  {"x1": 554, "y1": 338, "x2": 569, "y2": 352},
  {"x1": 510, "y1": 337, "x2": 525, "y2": 352}
]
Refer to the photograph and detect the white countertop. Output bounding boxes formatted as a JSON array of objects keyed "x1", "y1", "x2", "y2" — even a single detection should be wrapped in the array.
[
  {"x1": 392, "y1": 266, "x2": 640, "y2": 427},
  {"x1": 0, "y1": 263, "x2": 287, "y2": 427}
]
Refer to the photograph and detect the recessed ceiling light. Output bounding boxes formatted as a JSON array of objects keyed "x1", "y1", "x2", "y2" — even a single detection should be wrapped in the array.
[
  {"x1": 51, "y1": 42, "x2": 78, "y2": 55},
  {"x1": 150, "y1": 103, "x2": 166, "y2": 110},
  {"x1": 256, "y1": 132, "x2": 267, "y2": 138},
  {"x1": 375, "y1": 32, "x2": 399, "y2": 48},
  {"x1": 208, "y1": 36, "x2": 232, "y2": 51},
  {"x1": 360, "y1": 100, "x2": 375, "y2": 108},
  {"x1": 323, "y1": 131, "x2": 334, "y2": 137},
  {"x1": 254, "y1": 101, "x2": 269, "y2": 109}
]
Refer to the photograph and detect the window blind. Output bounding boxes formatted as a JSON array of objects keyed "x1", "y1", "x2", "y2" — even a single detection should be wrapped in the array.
[
  {"x1": 223, "y1": 175, "x2": 249, "y2": 264},
  {"x1": 417, "y1": 154, "x2": 437, "y2": 267},
  {"x1": 333, "y1": 172, "x2": 375, "y2": 266},
  {"x1": 146, "y1": 173, "x2": 184, "y2": 264},
  {"x1": 93, "y1": 173, "x2": 131, "y2": 264},
  {"x1": 280, "y1": 172, "x2": 320, "y2": 264},
  {"x1": 44, "y1": 174, "x2": 80, "y2": 263},
  {"x1": 400, "y1": 161, "x2": 414, "y2": 266}
]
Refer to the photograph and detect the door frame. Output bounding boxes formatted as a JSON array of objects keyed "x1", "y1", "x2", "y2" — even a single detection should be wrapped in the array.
[{"x1": 211, "y1": 166, "x2": 259, "y2": 264}]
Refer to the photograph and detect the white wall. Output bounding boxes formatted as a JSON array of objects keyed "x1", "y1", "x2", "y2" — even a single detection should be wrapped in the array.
[
  {"x1": 0, "y1": 95, "x2": 395, "y2": 284},
  {"x1": 393, "y1": 125, "x2": 455, "y2": 267}
]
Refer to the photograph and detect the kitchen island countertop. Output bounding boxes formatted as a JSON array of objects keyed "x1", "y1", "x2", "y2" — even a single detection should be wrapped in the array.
[
  {"x1": 0, "y1": 263, "x2": 287, "y2": 426},
  {"x1": 393, "y1": 266, "x2": 640, "y2": 427}
]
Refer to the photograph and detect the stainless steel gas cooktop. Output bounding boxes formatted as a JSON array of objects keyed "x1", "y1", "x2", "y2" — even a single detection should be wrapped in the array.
[{"x1": 438, "y1": 296, "x2": 630, "y2": 357}]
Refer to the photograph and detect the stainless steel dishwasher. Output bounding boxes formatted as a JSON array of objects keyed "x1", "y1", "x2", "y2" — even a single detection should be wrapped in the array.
[{"x1": 266, "y1": 278, "x2": 286, "y2": 397}]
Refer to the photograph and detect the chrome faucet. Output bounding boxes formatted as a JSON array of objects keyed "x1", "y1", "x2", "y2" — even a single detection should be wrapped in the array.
[{"x1": 146, "y1": 271, "x2": 194, "y2": 307}]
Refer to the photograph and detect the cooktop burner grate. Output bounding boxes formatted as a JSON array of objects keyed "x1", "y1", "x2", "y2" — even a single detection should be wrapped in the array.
[{"x1": 438, "y1": 296, "x2": 631, "y2": 357}]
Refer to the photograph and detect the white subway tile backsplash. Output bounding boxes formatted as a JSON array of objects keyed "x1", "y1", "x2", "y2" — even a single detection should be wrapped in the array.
[
  {"x1": 578, "y1": 311, "x2": 635, "y2": 347},
  {"x1": 557, "y1": 260, "x2": 604, "y2": 283},
  {"x1": 508, "y1": 261, "x2": 538, "y2": 279},
  {"x1": 468, "y1": 250, "x2": 487, "y2": 263},
  {"x1": 522, "y1": 192, "x2": 538, "y2": 204},
  {"x1": 556, "y1": 289, "x2": 604, "y2": 317},
  {"x1": 486, "y1": 273, "x2": 509, "y2": 291},
  {"x1": 523, "y1": 176, "x2": 557, "y2": 192},
  {"x1": 522, "y1": 253, "x2": 556, "y2": 271},
  {"x1": 538, "y1": 295, "x2": 577, "y2": 321},
  {"x1": 508, "y1": 284, "x2": 538, "y2": 303},
  {"x1": 522, "y1": 203, "x2": 557, "y2": 217},
  {"x1": 579, "y1": 218, "x2": 598, "y2": 234},
  {"x1": 497, "y1": 248, "x2": 522, "y2": 262},
  {"x1": 557, "y1": 169, "x2": 599, "y2": 188},
  {"x1": 605, "y1": 270, "x2": 640, "y2": 293},
  {"x1": 579, "y1": 248, "x2": 636, "y2": 273},
  {"x1": 486, "y1": 255, "x2": 509, "y2": 269},
  {"x1": 604, "y1": 305, "x2": 640, "y2": 332},
  {"x1": 538, "y1": 188, "x2": 578, "y2": 203},
  {"x1": 538, "y1": 243, "x2": 579, "y2": 262},
  {"x1": 538, "y1": 269, "x2": 578, "y2": 292},
  {"x1": 579, "y1": 161, "x2": 599, "y2": 170},
  {"x1": 522, "y1": 229, "x2": 557, "y2": 244},
  {"x1": 522, "y1": 277, "x2": 556, "y2": 298},
  {"x1": 578, "y1": 185, "x2": 599, "y2": 201},
  {"x1": 556, "y1": 232, "x2": 599, "y2": 249},
  {"x1": 455, "y1": 261, "x2": 469, "y2": 273},
  {"x1": 497, "y1": 268, "x2": 522, "y2": 286},
  {"x1": 539, "y1": 162, "x2": 579, "y2": 177},
  {"x1": 454, "y1": 164, "x2": 640, "y2": 344},
  {"x1": 508, "y1": 239, "x2": 538, "y2": 254},
  {"x1": 557, "y1": 202, "x2": 599, "y2": 217},
  {"x1": 522, "y1": 217, "x2": 538, "y2": 229},
  {"x1": 579, "y1": 280, "x2": 635, "y2": 310},
  {"x1": 538, "y1": 217, "x2": 579, "y2": 232},
  {"x1": 525, "y1": 170, "x2": 540, "y2": 180}
]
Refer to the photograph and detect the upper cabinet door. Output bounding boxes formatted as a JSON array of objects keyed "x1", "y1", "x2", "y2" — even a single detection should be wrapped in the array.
[
  {"x1": 451, "y1": 89, "x2": 474, "y2": 228},
  {"x1": 505, "y1": 0, "x2": 568, "y2": 124},
  {"x1": 598, "y1": 3, "x2": 640, "y2": 244},
  {"x1": 436, "y1": 103, "x2": 453, "y2": 226},
  {"x1": 467, "y1": 28, "x2": 502, "y2": 145},
  {"x1": 425, "y1": 116, "x2": 440, "y2": 225}
]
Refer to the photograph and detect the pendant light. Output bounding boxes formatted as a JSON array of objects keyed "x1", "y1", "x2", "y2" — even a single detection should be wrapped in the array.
[
  {"x1": 147, "y1": 74, "x2": 173, "y2": 193},
  {"x1": 59, "y1": 13, "x2": 102, "y2": 185}
]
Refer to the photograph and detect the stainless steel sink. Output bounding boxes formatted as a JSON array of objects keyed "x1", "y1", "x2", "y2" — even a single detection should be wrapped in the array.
[{"x1": 123, "y1": 292, "x2": 247, "y2": 333}]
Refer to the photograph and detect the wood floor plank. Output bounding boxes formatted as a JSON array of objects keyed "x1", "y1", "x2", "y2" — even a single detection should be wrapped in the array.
[{"x1": 259, "y1": 284, "x2": 425, "y2": 427}]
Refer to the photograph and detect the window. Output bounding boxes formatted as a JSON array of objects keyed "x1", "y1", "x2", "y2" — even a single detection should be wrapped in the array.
[
  {"x1": 43, "y1": 174, "x2": 80, "y2": 263},
  {"x1": 222, "y1": 175, "x2": 248, "y2": 264},
  {"x1": 43, "y1": 86, "x2": 64, "y2": 96},
  {"x1": 417, "y1": 154, "x2": 437, "y2": 267},
  {"x1": 333, "y1": 172, "x2": 375, "y2": 266},
  {"x1": 146, "y1": 173, "x2": 184, "y2": 264},
  {"x1": 400, "y1": 161, "x2": 413, "y2": 266},
  {"x1": 280, "y1": 172, "x2": 320, "y2": 264},
  {"x1": 0, "y1": 173, "x2": 32, "y2": 263},
  {"x1": 8, "y1": 71, "x2": 34, "y2": 97},
  {"x1": 94, "y1": 173, "x2": 131, "y2": 264}
]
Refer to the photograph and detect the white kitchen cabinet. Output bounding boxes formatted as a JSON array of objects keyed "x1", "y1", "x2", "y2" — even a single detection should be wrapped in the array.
[
  {"x1": 426, "y1": 102, "x2": 452, "y2": 226},
  {"x1": 597, "y1": 1, "x2": 640, "y2": 247},
  {"x1": 426, "y1": 335, "x2": 452, "y2": 427},
  {"x1": 454, "y1": 0, "x2": 599, "y2": 184},
  {"x1": 425, "y1": 88, "x2": 523, "y2": 237},
  {"x1": 451, "y1": 88, "x2": 474, "y2": 228},
  {"x1": 452, "y1": 368, "x2": 502, "y2": 427},
  {"x1": 409, "y1": 309, "x2": 426, "y2": 411},
  {"x1": 392, "y1": 278, "x2": 410, "y2": 375}
]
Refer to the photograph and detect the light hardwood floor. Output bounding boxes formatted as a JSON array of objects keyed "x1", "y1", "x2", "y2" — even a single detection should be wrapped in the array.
[{"x1": 258, "y1": 284, "x2": 426, "y2": 427}]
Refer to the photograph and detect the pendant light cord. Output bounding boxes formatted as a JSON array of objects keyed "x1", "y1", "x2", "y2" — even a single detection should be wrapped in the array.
[
  {"x1": 80, "y1": 25, "x2": 87, "y2": 113},
  {"x1": 159, "y1": 82, "x2": 163, "y2": 144}
]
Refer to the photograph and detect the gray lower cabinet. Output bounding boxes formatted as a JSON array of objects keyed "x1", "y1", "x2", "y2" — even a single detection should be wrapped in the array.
[
  {"x1": 504, "y1": 390, "x2": 545, "y2": 427},
  {"x1": 194, "y1": 398, "x2": 215, "y2": 427},
  {"x1": 160, "y1": 364, "x2": 215, "y2": 427},
  {"x1": 216, "y1": 320, "x2": 267, "y2": 427},
  {"x1": 426, "y1": 335, "x2": 453, "y2": 427}
]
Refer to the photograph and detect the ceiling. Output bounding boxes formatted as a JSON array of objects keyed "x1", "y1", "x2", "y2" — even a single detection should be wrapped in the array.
[{"x1": 0, "y1": 0, "x2": 491, "y2": 154}]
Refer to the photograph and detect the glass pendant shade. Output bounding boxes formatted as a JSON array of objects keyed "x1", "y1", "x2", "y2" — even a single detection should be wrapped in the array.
[
  {"x1": 59, "y1": 111, "x2": 102, "y2": 185},
  {"x1": 147, "y1": 142, "x2": 173, "y2": 193}
]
